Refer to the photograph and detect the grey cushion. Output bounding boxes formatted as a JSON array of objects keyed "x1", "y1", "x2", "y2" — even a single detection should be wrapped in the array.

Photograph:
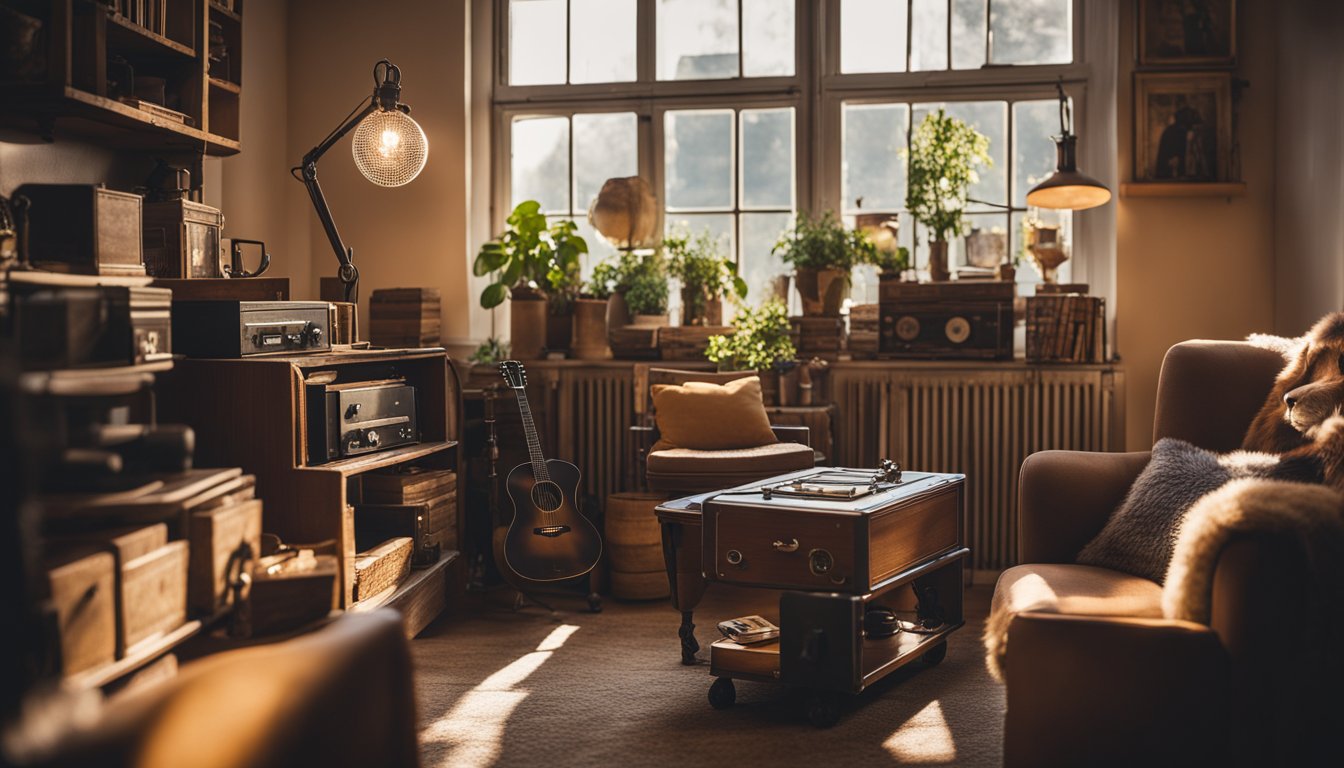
[{"x1": 1076, "y1": 438, "x2": 1282, "y2": 583}]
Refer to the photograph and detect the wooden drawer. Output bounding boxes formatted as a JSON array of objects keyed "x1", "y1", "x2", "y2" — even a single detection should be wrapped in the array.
[
  {"x1": 47, "y1": 551, "x2": 116, "y2": 675},
  {"x1": 121, "y1": 540, "x2": 188, "y2": 652}
]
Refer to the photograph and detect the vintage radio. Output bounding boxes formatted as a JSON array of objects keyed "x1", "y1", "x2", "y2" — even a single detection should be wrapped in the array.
[
  {"x1": 701, "y1": 468, "x2": 964, "y2": 594},
  {"x1": 171, "y1": 300, "x2": 331, "y2": 358},
  {"x1": 14, "y1": 184, "x2": 145, "y2": 276},
  {"x1": 878, "y1": 278, "x2": 1013, "y2": 360},
  {"x1": 13, "y1": 285, "x2": 172, "y2": 369},
  {"x1": 307, "y1": 379, "x2": 419, "y2": 464},
  {"x1": 142, "y1": 199, "x2": 224, "y2": 279}
]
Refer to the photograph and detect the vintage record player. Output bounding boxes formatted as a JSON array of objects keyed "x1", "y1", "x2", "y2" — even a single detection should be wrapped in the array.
[{"x1": 878, "y1": 278, "x2": 1014, "y2": 360}]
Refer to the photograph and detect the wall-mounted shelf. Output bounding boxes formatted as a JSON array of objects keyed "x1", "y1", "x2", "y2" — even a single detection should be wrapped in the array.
[
  {"x1": 106, "y1": 12, "x2": 196, "y2": 59},
  {"x1": 1120, "y1": 182, "x2": 1247, "y2": 198}
]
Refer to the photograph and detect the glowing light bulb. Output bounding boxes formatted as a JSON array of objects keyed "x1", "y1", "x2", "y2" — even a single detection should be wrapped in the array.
[{"x1": 352, "y1": 108, "x2": 428, "y2": 187}]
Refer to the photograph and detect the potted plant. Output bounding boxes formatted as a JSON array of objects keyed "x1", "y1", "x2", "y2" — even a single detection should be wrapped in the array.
[
  {"x1": 468, "y1": 337, "x2": 510, "y2": 365},
  {"x1": 624, "y1": 257, "x2": 670, "y2": 326},
  {"x1": 664, "y1": 229, "x2": 748, "y2": 326},
  {"x1": 473, "y1": 200, "x2": 588, "y2": 358},
  {"x1": 540, "y1": 219, "x2": 585, "y2": 353},
  {"x1": 904, "y1": 109, "x2": 991, "y2": 282},
  {"x1": 773, "y1": 211, "x2": 876, "y2": 317},
  {"x1": 705, "y1": 299, "x2": 797, "y2": 405},
  {"x1": 572, "y1": 265, "x2": 617, "y2": 361}
]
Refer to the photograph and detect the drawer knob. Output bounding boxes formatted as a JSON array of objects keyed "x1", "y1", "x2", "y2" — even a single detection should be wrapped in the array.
[
  {"x1": 772, "y1": 538, "x2": 800, "y2": 553},
  {"x1": 726, "y1": 549, "x2": 744, "y2": 566}
]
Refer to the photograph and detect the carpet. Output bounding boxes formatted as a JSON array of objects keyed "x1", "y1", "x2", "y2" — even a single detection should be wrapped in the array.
[{"x1": 412, "y1": 583, "x2": 1003, "y2": 767}]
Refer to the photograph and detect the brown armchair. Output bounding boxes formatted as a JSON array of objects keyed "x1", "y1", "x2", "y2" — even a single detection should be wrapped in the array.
[{"x1": 993, "y1": 341, "x2": 1333, "y2": 767}]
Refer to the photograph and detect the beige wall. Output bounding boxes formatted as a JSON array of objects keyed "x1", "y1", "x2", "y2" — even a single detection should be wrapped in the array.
[
  {"x1": 219, "y1": 0, "x2": 472, "y2": 339},
  {"x1": 1115, "y1": 0, "x2": 1279, "y2": 450}
]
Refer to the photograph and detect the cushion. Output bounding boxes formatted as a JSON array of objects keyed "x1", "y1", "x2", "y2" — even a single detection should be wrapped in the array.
[
  {"x1": 651, "y1": 376, "x2": 777, "y2": 451},
  {"x1": 984, "y1": 563, "x2": 1164, "y2": 680},
  {"x1": 646, "y1": 442, "x2": 815, "y2": 494},
  {"x1": 1076, "y1": 437, "x2": 1282, "y2": 583}
]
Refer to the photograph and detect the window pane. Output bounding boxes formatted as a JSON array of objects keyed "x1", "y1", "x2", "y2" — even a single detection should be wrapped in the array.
[
  {"x1": 511, "y1": 116, "x2": 570, "y2": 213},
  {"x1": 741, "y1": 108, "x2": 795, "y2": 209},
  {"x1": 573, "y1": 113, "x2": 638, "y2": 215},
  {"x1": 570, "y1": 0, "x2": 636, "y2": 83},
  {"x1": 509, "y1": 0, "x2": 566, "y2": 85},
  {"x1": 990, "y1": 0, "x2": 1072, "y2": 65},
  {"x1": 842, "y1": 102, "x2": 909, "y2": 212},
  {"x1": 1012, "y1": 99, "x2": 1063, "y2": 208},
  {"x1": 951, "y1": 0, "x2": 987, "y2": 70},
  {"x1": 665, "y1": 110, "x2": 734, "y2": 210},
  {"x1": 657, "y1": 0, "x2": 739, "y2": 80},
  {"x1": 841, "y1": 0, "x2": 908, "y2": 74},
  {"x1": 740, "y1": 212, "x2": 792, "y2": 307},
  {"x1": 910, "y1": 0, "x2": 949, "y2": 71},
  {"x1": 912, "y1": 101, "x2": 1007, "y2": 209},
  {"x1": 743, "y1": 0, "x2": 795, "y2": 77}
]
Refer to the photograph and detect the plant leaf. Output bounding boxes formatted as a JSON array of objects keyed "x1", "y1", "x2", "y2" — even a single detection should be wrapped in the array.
[{"x1": 480, "y1": 282, "x2": 508, "y2": 309}]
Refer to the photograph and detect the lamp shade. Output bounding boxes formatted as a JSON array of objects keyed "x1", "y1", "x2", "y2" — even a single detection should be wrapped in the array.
[
  {"x1": 352, "y1": 108, "x2": 428, "y2": 188},
  {"x1": 588, "y1": 177, "x2": 658, "y2": 249},
  {"x1": 1026, "y1": 134, "x2": 1111, "y2": 211}
]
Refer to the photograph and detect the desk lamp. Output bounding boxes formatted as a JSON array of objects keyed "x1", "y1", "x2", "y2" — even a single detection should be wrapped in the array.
[{"x1": 294, "y1": 59, "x2": 428, "y2": 303}]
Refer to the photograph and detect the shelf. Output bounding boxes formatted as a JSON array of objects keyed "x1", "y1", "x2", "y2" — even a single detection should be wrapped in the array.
[
  {"x1": 209, "y1": 1, "x2": 242, "y2": 23},
  {"x1": 1120, "y1": 182, "x2": 1247, "y2": 198},
  {"x1": 309, "y1": 440, "x2": 458, "y2": 477},
  {"x1": 2, "y1": 269, "x2": 155, "y2": 289},
  {"x1": 0, "y1": 84, "x2": 240, "y2": 156},
  {"x1": 350, "y1": 550, "x2": 459, "y2": 637},
  {"x1": 209, "y1": 77, "x2": 242, "y2": 94},
  {"x1": 18, "y1": 360, "x2": 173, "y2": 397},
  {"x1": 64, "y1": 619, "x2": 203, "y2": 690},
  {"x1": 107, "y1": 13, "x2": 195, "y2": 59}
]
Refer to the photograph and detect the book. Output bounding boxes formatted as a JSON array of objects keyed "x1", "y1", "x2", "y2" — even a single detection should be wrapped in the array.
[{"x1": 717, "y1": 615, "x2": 780, "y2": 645}]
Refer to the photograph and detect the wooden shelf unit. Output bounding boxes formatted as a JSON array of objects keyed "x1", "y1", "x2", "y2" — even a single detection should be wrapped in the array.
[
  {"x1": 0, "y1": 0, "x2": 243, "y2": 155},
  {"x1": 157, "y1": 348, "x2": 465, "y2": 619}
]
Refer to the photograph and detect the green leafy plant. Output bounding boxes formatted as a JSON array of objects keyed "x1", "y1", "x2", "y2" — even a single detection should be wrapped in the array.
[
  {"x1": 587, "y1": 250, "x2": 642, "y2": 300},
  {"x1": 705, "y1": 300, "x2": 797, "y2": 372},
  {"x1": 624, "y1": 265, "x2": 669, "y2": 315},
  {"x1": 665, "y1": 229, "x2": 748, "y2": 320},
  {"x1": 903, "y1": 109, "x2": 992, "y2": 243},
  {"x1": 587, "y1": 250, "x2": 667, "y2": 315},
  {"x1": 473, "y1": 200, "x2": 588, "y2": 309},
  {"x1": 468, "y1": 337, "x2": 510, "y2": 365},
  {"x1": 772, "y1": 210, "x2": 877, "y2": 272},
  {"x1": 872, "y1": 245, "x2": 911, "y2": 273}
]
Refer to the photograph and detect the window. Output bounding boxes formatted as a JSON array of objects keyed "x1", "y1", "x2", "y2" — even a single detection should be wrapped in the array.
[{"x1": 491, "y1": 0, "x2": 1094, "y2": 314}]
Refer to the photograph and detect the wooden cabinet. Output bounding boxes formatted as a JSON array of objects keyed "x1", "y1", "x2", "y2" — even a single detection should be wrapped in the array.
[
  {"x1": 0, "y1": 0, "x2": 244, "y2": 156},
  {"x1": 158, "y1": 347, "x2": 464, "y2": 635}
]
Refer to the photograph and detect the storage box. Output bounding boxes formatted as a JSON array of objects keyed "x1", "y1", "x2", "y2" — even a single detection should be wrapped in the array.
[
  {"x1": 46, "y1": 550, "x2": 116, "y2": 675},
  {"x1": 14, "y1": 184, "x2": 145, "y2": 276},
  {"x1": 246, "y1": 552, "x2": 339, "y2": 636},
  {"x1": 14, "y1": 285, "x2": 172, "y2": 369},
  {"x1": 361, "y1": 466, "x2": 456, "y2": 505},
  {"x1": 369, "y1": 287, "x2": 440, "y2": 348},
  {"x1": 51, "y1": 524, "x2": 172, "y2": 657},
  {"x1": 355, "y1": 499, "x2": 451, "y2": 567},
  {"x1": 189, "y1": 497, "x2": 262, "y2": 615},
  {"x1": 352, "y1": 537, "x2": 413, "y2": 602},
  {"x1": 142, "y1": 199, "x2": 225, "y2": 279},
  {"x1": 121, "y1": 540, "x2": 188, "y2": 652}
]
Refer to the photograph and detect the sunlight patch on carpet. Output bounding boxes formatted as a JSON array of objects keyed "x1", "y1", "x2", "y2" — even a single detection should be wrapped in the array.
[
  {"x1": 882, "y1": 699, "x2": 957, "y2": 764},
  {"x1": 421, "y1": 624, "x2": 581, "y2": 768}
]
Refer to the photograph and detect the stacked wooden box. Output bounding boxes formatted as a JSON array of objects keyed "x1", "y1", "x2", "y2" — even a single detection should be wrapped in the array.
[
  {"x1": 848, "y1": 304, "x2": 880, "y2": 358},
  {"x1": 790, "y1": 316, "x2": 845, "y2": 360},
  {"x1": 370, "y1": 288, "x2": 441, "y2": 348},
  {"x1": 353, "y1": 466, "x2": 458, "y2": 598},
  {"x1": 1025, "y1": 294, "x2": 1106, "y2": 363},
  {"x1": 658, "y1": 325, "x2": 732, "y2": 361}
]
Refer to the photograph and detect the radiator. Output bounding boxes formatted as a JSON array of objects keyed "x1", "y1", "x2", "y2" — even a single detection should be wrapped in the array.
[
  {"x1": 831, "y1": 366, "x2": 1124, "y2": 571},
  {"x1": 554, "y1": 368, "x2": 634, "y2": 509}
]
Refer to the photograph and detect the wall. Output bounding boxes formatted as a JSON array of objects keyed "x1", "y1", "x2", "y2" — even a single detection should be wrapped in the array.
[
  {"x1": 1115, "y1": 0, "x2": 1278, "y2": 450},
  {"x1": 1273, "y1": 0, "x2": 1344, "y2": 333}
]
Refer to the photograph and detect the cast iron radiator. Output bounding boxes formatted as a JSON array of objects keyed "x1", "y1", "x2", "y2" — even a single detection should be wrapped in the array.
[{"x1": 554, "y1": 367, "x2": 635, "y2": 509}]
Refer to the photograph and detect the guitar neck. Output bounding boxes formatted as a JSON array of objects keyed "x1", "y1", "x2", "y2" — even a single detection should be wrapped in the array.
[{"x1": 512, "y1": 387, "x2": 551, "y2": 482}]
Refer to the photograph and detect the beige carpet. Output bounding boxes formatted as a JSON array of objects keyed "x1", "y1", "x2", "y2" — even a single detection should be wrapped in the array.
[{"x1": 412, "y1": 583, "x2": 1004, "y2": 767}]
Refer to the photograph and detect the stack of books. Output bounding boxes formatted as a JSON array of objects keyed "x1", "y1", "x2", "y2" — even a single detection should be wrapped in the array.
[
  {"x1": 848, "y1": 304, "x2": 880, "y2": 358},
  {"x1": 369, "y1": 288, "x2": 441, "y2": 348},
  {"x1": 790, "y1": 316, "x2": 845, "y2": 360},
  {"x1": 1026, "y1": 293, "x2": 1106, "y2": 363}
]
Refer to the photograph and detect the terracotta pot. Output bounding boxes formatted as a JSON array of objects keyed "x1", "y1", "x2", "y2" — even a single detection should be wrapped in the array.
[
  {"x1": 606, "y1": 292, "x2": 631, "y2": 329},
  {"x1": 680, "y1": 287, "x2": 723, "y2": 326},
  {"x1": 510, "y1": 296, "x2": 547, "y2": 359},
  {"x1": 630, "y1": 313, "x2": 668, "y2": 328},
  {"x1": 928, "y1": 240, "x2": 951, "y2": 282},
  {"x1": 795, "y1": 266, "x2": 850, "y2": 317},
  {"x1": 546, "y1": 304, "x2": 573, "y2": 353},
  {"x1": 571, "y1": 298, "x2": 612, "y2": 360},
  {"x1": 997, "y1": 263, "x2": 1016, "y2": 282}
]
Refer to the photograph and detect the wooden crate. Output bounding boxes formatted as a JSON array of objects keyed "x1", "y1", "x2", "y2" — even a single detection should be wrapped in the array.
[
  {"x1": 121, "y1": 540, "x2": 188, "y2": 652},
  {"x1": 369, "y1": 287, "x2": 441, "y2": 348},
  {"x1": 47, "y1": 551, "x2": 116, "y2": 675},
  {"x1": 247, "y1": 552, "x2": 339, "y2": 636},
  {"x1": 352, "y1": 537, "x2": 413, "y2": 602},
  {"x1": 658, "y1": 325, "x2": 731, "y2": 361},
  {"x1": 609, "y1": 325, "x2": 660, "y2": 360},
  {"x1": 189, "y1": 497, "x2": 263, "y2": 615}
]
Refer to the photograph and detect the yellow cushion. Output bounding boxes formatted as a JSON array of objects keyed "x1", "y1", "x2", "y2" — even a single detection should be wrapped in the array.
[{"x1": 651, "y1": 376, "x2": 778, "y2": 451}]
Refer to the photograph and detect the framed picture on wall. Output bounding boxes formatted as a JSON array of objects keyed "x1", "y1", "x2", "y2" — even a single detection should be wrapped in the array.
[
  {"x1": 1134, "y1": 72, "x2": 1233, "y2": 182},
  {"x1": 1138, "y1": 0, "x2": 1237, "y2": 66}
]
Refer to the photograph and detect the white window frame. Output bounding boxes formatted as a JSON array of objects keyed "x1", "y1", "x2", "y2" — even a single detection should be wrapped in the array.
[{"x1": 476, "y1": 0, "x2": 1115, "y2": 340}]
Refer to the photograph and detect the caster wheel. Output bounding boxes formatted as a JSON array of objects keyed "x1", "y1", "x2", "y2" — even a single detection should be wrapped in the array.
[
  {"x1": 708, "y1": 677, "x2": 736, "y2": 710},
  {"x1": 923, "y1": 640, "x2": 948, "y2": 667},
  {"x1": 805, "y1": 692, "x2": 841, "y2": 728},
  {"x1": 587, "y1": 593, "x2": 603, "y2": 613}
]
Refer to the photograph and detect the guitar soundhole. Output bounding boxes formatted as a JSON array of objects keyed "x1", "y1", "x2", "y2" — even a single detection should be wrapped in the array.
[{"x1": 531, "y1": 480, "x2": 563, "y2": 512}]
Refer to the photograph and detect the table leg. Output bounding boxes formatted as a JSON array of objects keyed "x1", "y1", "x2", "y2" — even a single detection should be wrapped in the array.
[{"x1": 661, "y1": 520, "x2": 707, "y2": 665}]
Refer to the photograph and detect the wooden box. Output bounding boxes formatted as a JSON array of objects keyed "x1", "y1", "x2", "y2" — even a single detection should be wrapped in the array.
[
  {"x1": 352, "y1": 537, "x2": 413, "y2": 602},
  {"x1": 701, "y1": 468, "x2": 964, "y2": 593},
  {"x1": 189, "y1": 497, "x2": 263, "y2": 615},
  {"x1": 46, "y1": 550, "x2": 116, "y2": 675},
  {"x1": 52, "y1": 524, "x2": 173, "y2": 657},
  {"x1": 121, "y1": 539, "x2": 189, "y2": 652},
  {"x1": 247, "y1": 552, "x2": 339, "y2": 636},
  {"x1": 142, "y1": 199, "x2": 225, "y2": 279},
  {"x1": 369, "y1": 287, "x2": 440, "y2": 348},
  {"x1": 15, "y1": 184, "x2": 145, "y2": 276},
  {"x1": 658, "y1": 325, "x2": 731, "y2": 361},
  {"x1": 609, "y1": 325, "x2": 660, "y2": 360}
]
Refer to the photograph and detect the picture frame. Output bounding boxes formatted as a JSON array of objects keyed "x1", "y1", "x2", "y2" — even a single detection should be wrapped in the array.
[
  {"x1": 1133, "y1": 72, "x2": 1233, "y2": 183},
  {"x1": 1138, "y1": 0, "x2": 1236, "y2": 67}
]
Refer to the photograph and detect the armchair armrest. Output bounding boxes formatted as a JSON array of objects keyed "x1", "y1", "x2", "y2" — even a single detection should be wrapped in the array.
[
  {"x1": 1004, "y1": 612, "x2": 1230, "y2": 768},
  {"x1": 770, "y1": 424, "x2": 810, "y2": 446},
  {"x1": 1019, "y1": 450, "x2": 1150, "y2": 564}
]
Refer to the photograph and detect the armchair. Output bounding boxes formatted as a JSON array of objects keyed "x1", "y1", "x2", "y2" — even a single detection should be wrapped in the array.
[{"x1": 992, "y1": 341, "x2": 1335, "y2": 767}]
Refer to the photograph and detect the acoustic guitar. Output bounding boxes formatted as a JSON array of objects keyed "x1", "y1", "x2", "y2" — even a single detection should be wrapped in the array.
[{"x1": 498, "y1": 360, "x2": 603, "y2": 582}]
